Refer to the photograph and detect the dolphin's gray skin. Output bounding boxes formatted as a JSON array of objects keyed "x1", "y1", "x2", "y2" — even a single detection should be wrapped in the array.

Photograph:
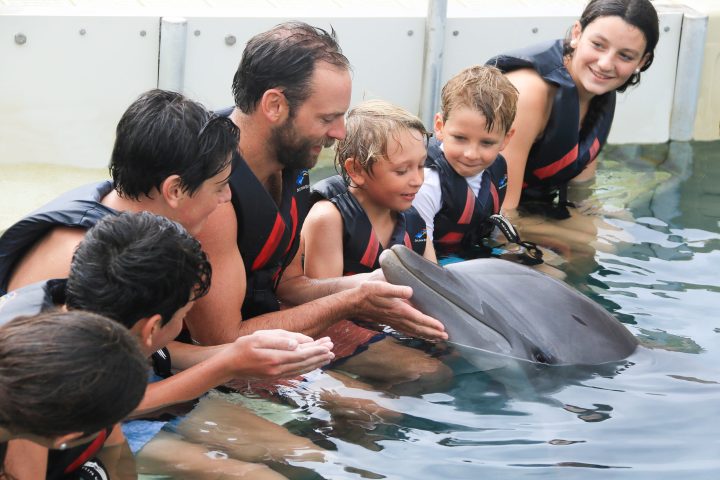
[{"x1": 380, "y1": 245, "x2": 638, "y2": 367}]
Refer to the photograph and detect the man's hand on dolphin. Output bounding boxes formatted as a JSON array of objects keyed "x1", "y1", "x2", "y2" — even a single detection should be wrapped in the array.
[{"x1": 348, "y1": 280, "x2": 448, "y2": 341}]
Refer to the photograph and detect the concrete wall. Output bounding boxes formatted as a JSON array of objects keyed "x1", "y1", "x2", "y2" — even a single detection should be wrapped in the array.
[{"x1": 0, "y1": 0, "x2": 715, "y2": 169}]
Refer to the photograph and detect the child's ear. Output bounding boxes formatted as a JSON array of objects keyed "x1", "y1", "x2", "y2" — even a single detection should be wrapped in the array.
[
  {"x1": 51, "y1": 432, "x2": 86, "y2": 450},
  {"x1": 500, "y1": 127, "x2": 515, "y2": 151},
  {"x1": 131, "y1": 314, "x2": 163, "y2": 350},
  {"x1": 344, "y1": 158, "x2": 366, "y2": 186},
  {"x1": 160, "y1": 175, "x2": 185, "y2": 209},
  {"x1": 433, "y1": 112, "x2": 445, "y2": 141}
]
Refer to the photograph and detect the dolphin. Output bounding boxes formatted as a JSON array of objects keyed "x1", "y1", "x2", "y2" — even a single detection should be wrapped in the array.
[{"x1": 380, "y1": 245, "x2": 638, "y2": 367}]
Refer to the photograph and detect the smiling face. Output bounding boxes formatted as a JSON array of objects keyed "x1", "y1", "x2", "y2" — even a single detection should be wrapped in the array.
[
  {"x1": 272, "y1": 63, "x2": 352, "y2": 170},
  {"x1": 435, "y1": 108, "x2": 512, "y2": 178},
  {"x1": 349, "y1": 128, "x2": 427, "y2": 212},
  {"x1": 568, "y1": 15, "x2": 649, "y2": 99}
]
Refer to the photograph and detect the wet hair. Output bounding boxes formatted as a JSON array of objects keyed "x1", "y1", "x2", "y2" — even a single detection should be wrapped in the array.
[
  {"x1": 110, "y1": 89, "x2": 238, "y2": 200},
  {"x1": 0, "y1": 311, "x2": 147, "y2": 439},
  {"x1": 336, "y1": 100, "x2": 430, "y2": 185},
  {"x1": 65, "y1": 211, "x2": 211, "y2": 328},
  {"x1": 440, "y1": 65, "x2": 519, "y2": 134},
  {"x1": 232, "y1": 21, "x2": 351, "y2": 114},
  {"x1": 564, "y1": 0, "x2": 659, "y2": 92}
]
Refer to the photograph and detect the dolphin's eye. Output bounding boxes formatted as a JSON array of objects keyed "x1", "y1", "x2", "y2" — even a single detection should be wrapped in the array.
[{"x1": 533, "y1": 349, "x2": 551, "y2": 364}]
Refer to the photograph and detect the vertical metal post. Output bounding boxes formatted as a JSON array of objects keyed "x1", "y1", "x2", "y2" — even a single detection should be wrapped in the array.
[
  {"x1": 669, "y1": 7, "x2": 708, "y2": 142},
  {"x1": 419, "y1": 0, "x2": 447, "y2": 129},
  {"x1": 158, "y1": 17, "x2": 188, "y2": 92}
]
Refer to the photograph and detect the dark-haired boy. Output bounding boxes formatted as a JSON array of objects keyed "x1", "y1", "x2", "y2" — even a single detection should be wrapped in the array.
[{"x1": 0, "y1": 211, "x2": 331, "y2": 479}]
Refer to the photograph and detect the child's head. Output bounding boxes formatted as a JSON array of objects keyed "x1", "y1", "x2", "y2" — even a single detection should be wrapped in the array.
[
  {"x1": 0, "y1": 311, "x2": 147, "y2": 447},
  {"x1": 435, "y1": 65, "x2": 518, "y2": 177},
  {"x1": 110, "y1": 89, "x2": 237, "y2": 235},
  {"x1": 336, "y1": 100, "x2": 430, "y2": 211},
  {"x1": 65, "y1": 211, "x2": 211, "y2": 353}
]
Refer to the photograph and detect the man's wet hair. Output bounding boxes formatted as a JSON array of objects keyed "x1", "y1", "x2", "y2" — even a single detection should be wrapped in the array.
[
  {"x1": 232, "y1": 21, "x2": 351, "y2": 115},
  {"x1": 65, "y1": 211, "x2": 211, "y2": 328},
  {"x1": 110, "y1": 89, "x2": 238, "y2": 200}
]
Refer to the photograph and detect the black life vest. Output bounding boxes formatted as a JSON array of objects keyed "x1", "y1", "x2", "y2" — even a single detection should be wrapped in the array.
[
  {"x1": 425, "y1": 139, "x2": 507, "y2": 249},
  {"x1": 229, "y1": 151, "x2": 310, "y2": 318},
  {"x1": 0, "y1": 181, "x2": 116, "y2": 295},
  {"x1": 311, "y1": 175, "x2": 428, "y2": 275},
  {"x1": 487, "y1": 39, "x2": 615, "y2": 201}
]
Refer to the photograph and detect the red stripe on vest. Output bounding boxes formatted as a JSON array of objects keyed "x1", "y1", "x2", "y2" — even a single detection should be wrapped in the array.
[
  {"x1": 64, "y1": 429, "x2": 109, "y2": 473},
  {"x1": 403, "y1": 232, "x2": 412, "y2": 248},
  {"x1": 490, "y1": 183, "x2": 500, "y2": 214},
  {"x1": 360, "y1": 234, "x2": 380, "y2": 269},
  {"x1": 458, "y1": 187, "x2": 475, "y2": 224},
  {"x1": 533, "y1": 144, "x2": 579, "y2": 179},
  {"x1": 589, "y1": 137, "x2": 600, "y2": 160},
  {"x1": 437, "y1": 231, "x2": 464, "y2": 245},
  {"x1": 284, "y1": 197, "x2": 298, "y2": 255},
  {"x1": 252, "y1": 213, "x2": 285, "y2": 271}
]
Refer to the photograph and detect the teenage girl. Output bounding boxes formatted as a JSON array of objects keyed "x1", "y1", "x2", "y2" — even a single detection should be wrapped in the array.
[{"x1": 488, "y1": 0, "x2": 659, "y2": 212}]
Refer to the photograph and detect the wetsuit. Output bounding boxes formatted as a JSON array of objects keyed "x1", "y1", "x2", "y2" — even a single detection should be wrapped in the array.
[
  {"x1": 0, "y1": 181, "x2": 116, "y2": 295},
  {"x1": 425, "y1": 139, "x2": 507, "y2": 249},
  {"x1": 229, "y1": 150, "x2": 310, "y2": 318},
  {"x1": 311, "y1": 175, "x2": 427, "y2": 274},
  {"x1": 309, "y1": 175, "x2": 429, "y2": 360},
  {"x1": 487, "y1": 39, "x2": 615, "y2": 204},
  {"x1": 0, "y1": 280, "x2": 112, "y2": 480}
]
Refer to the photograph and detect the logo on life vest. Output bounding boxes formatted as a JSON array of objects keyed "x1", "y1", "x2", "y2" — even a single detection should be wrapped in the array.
[
  {"x1": 296, "y1": 170, "x2": 309, "y2": 189},
  {"x1": 414, "y1": 228, "x2": 428, "y2": 243},
  {"x1": 498, "y1": 174, "x2": 508, "y2": 189}
]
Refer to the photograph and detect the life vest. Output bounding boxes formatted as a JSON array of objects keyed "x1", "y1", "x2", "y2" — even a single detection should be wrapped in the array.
[
  {"x1": 229, "y1": 151, "x2": 310, "y2": 318},
  {"x1": 425, "y1": 139, "x2": 507, "y2": 249},
  {"x1": 0, "y1": 181, "x2": 116, "y2": 295},
  {"x1": 310, "y1": 175, "x2": 428, "y2": 275},
  {"x1": 487, "y1": 39, "x2": 615, "y2": 202}
]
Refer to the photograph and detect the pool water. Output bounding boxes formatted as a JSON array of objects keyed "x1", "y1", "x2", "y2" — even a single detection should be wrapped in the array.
[
  {"x1": 132, "y1": 140, "x2": 720, "y2": 479},
  {"x1": 4, "y1": 142, "x2": 717, "y2": 479}
]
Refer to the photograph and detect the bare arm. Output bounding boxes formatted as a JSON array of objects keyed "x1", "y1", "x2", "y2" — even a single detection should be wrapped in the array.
[
  {"x1": 423, "y1": 239, "x2": 438, "y2": 264},
  {"x1": 133, "y1": 331, "x2": 335, "y2": 417},
  {"x1": 191, "y1": 202, "x2": 446, "y2": 344},
  {"x1": 185, "y1": 202, "x2": 247, "y2": 345},
  {"x1": 302, "y1": 200, "x2": 345, "y2": 279},
  {"x1": 500, "y1": 69, "x2": 554, "y2": 212},
  {"x1": 7, "y1": 227, "x2": 85, "y2": 291}
]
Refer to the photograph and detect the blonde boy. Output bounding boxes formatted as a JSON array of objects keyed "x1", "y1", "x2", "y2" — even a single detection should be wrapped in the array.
[{"x1": 413, "y1": 65, "x2": 518, "y2": 253}]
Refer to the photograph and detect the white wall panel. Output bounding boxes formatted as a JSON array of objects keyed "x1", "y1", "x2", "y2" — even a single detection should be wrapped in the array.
[
  {"x1": 181, "y1": 16, "x2": 427, "y2": 116},
  {"x1": 0, "y1": 16, "x2": 159, "y2": 168}
]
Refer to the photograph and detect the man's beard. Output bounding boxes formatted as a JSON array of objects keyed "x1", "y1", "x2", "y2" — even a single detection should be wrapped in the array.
[{"x1": 270, "y1": 119, "x2": 335, "y2": 170}]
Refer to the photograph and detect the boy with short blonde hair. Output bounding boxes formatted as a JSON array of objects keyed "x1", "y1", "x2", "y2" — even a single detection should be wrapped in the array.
[{"x1": 413, "y1": 65, "x2": 518, "y2": 253}]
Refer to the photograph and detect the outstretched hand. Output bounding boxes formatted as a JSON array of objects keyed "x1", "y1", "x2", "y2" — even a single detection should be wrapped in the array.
[
  {"x1": 222, "y1": 330, "x2": 334, "y2": 381},
  {"x1": 349, "y1": 280, "x2": 447, "y2": 341}
]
